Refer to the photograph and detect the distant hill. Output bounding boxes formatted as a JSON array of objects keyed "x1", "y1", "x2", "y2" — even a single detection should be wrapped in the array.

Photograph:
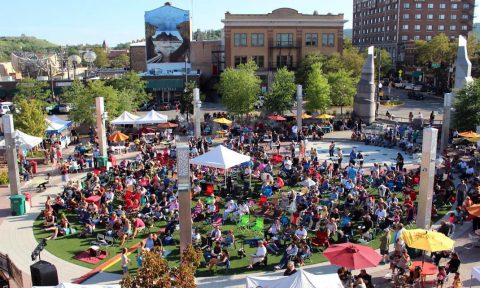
[
  {"x1": 474, "y1": 23, "x2": 480, "y2": 38},
  {"x1": 344, "y1": 29, "x2": 352, "y2": 39},
  {"x1": 0, "y1": 35, "x2": 58, "y2": 62}
]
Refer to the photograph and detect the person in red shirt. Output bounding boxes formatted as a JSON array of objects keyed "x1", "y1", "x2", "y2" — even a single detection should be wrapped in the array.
[{"x1": 131, "y1": 217, "x2": 145, "y2": 239}]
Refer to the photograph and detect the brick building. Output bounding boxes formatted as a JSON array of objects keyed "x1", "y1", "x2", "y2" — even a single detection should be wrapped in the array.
[
  {"x1": 352, "y1": 0, "x2": 475, "y2": 67},
  {"x1": 129, "y1": 42, "x2": 147, "y2": 72}
]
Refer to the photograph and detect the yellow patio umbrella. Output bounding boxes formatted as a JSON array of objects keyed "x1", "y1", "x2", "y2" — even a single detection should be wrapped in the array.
[
  {"x1": 109, "y1": 131, "x2": 129, "y2": 142},
  {"x1": 316, "y1": 114, "x2": 334, "y2": 119},
  {"x1": 402, "y1": 229, "x2": 455, "y2": 252},
  {"x1": 467, "y1": 137, "x2": 480, "y2": 143},
  {"x1": 213, "y1": 118, "x2": 232, "y2": 125},
  {"x1": 301, "y1": 113, "x2": 312, "y2": 119},
  {"x1": 458, "y1": 131, "x2": 480, "y2": 138}
]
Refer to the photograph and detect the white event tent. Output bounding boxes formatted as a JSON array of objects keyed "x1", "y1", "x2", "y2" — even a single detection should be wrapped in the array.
[
  {"x1": 110, "y1": 111, "x2": 140, "y2": 125},
  {"x1": 190, "y1": 145, "x2": 250, "y2": 169},
  {"x1": 246, "y1": 270, "x2": 343, "y2": 288},
  {"x1": 135, "y1": 110, "x2": 168, "y2": 124},
  {"x1": 0, "y1": 130, "x2": 43, "y2": 150},
  {"x1": 45, "y1": 115, "x2": 72, "y2": 135}
]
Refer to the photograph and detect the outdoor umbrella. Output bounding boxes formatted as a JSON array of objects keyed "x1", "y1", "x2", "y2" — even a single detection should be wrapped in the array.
[
  {"x1": 458, "y1": 131, "x2": 480, "y2": 138},
  {"x1": 302, "y1": 113, "x2": 312, "y2": 119},
  {"x1": 467, "y1": 137, "x2": 480, "y2": 143},
  {"x1": 268, "y1": 115, "x2": 287, "y2": 121},
  {"x1": 402, "y1": 229, "x2": 455, "y2": 252},
  {"x1": 109, "y1": 131, "x2": 129, "y2": 142},
  {"x1": 316, "y1": 114, "x2": 335, "y2": 119},
  {"x1": 213, "y1": 118, "x2": 232, "y2": 125},
  {"x1": 139, "y1": 127, "x2": 156, "y2": 134},
  {"x1": 301, "y1": 178, "x2": 316, "y2": 188},
  {"x1": 467, "y1": 204, "x2": 480, "y2": 217},
  {"x1": 157, "y1": 122, "x2": 178, "y2": 128},
  {"x1": 323, "y1": 243, "x2": 382, "y2": 270}
]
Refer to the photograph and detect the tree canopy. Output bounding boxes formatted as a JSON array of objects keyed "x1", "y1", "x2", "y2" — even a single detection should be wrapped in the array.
[
  {"x1": 92, "y1": 47, "x2": 109, "y2": 68},
  {"x1": 264, "y1": 67, "x2": 296, "y2": 115},
  {"x1": 327, "y1": 69, "x2": 358, "y2": 114},
  {"x1": 14, "y1": 78, "x2": 50, "y2": 105},
  {"x1": 0, "y1": 35, "x2": 58, "y2": 62},
  {"x1": 373, "y1": 48, "x2": 393, "y2": 77},
  {"x1": 13, "y1": 99, "x2": 47, "y2": 137},
  {"x1": 105, "y1": 71, "x2": 150, "y2": 109},
  {"x1": 218, "y1": 60, "x2": 261, "y2": 116},
  {"x1": 305, "y1": 63, "x2": 331, "y2": 113},
  {"x1": 179, "y1": 80, "x2": 196, "y2": 121},
  {"x1": 453, "y1": 79, "x2": 480, "y2": 131}
]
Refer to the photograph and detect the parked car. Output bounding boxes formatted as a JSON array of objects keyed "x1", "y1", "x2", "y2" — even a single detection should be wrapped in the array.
[
  {"x1": 413, "y1": 84, "x2": 423, "y2": 91},
  {"x1": 46, "y1": 103, "x2": 72, "y2": 115},
  {"x1": 0, "y1": 102, "x2": 14, "y2": 115},
  {"x1": 159, "y1": 102, "x2": 171, "y2": 111},
  {"x1": 394, "y1": 81, "x2": 406, "y2": 88},
  {"x1": 407, "y1": 91, "x2": 425, "y2": 100},
  {"x1": 404, "y1": 83, "x2": 415, "y2": 90}
]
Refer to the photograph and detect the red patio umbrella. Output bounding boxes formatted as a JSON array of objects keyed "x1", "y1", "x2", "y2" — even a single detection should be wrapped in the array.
[
  {"x1": 268, "y1": 115, "x2": 287, "y2": 121},
  {"x1": 138, "y1": 127, "x2": 156, "y2": 134},
  {"x1": 157, "y1": 122, "x2": 178, "y2": 128},
  {"x1": 323, "y1": 243, "x2": 382, "y2": 270}
]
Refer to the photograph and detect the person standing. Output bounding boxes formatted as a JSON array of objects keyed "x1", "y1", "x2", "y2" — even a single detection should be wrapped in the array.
[
  {"x1": 337, "y1": 147, "x2": 343, "y2": 168},
  {"x1": 329, "y1": 141, "x2": 335, "y2": 157},
  {"x1": 456, "y1": 180, "x2": 467, "y2": 208},
  {"x1": 396, "y1": 153, "x2": 404, "y2": 171},
  {"x1": 380, "y1": 228, "x2": 391, "y2": 264},
  {"x1": 121, "y1": 247, "x2": 131, "y2": 278}
]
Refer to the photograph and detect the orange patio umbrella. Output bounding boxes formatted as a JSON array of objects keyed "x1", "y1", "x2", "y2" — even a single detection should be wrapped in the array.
[
  {"x1": 458, "y1": 131, "x2": 480, "y2": 138},
  {"x1": 467, "y1": 204, "x2": 480, "y2": 217},
  {"x1": 109, "y1": 131, "x2": 129, "y2": 142},
  {"x1": 158, "y1": 122, "x2": 178, "y2": 128}
]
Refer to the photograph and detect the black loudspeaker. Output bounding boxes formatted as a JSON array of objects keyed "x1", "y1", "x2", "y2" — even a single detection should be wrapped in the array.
[{"x1": 30, "y1": 260, "x2": 59, "y2": 286}]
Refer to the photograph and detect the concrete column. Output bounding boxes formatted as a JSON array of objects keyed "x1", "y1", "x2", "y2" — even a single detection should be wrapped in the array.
[
  {"x1": 3, "y1": 115, "x2": 21, "y2": 196},
  {"x1": 177, "y1": 141, "x2": 192, "y2": 255},
  {"x1": 296, "y1": 85, "x2": 302, "y2": 131},
  {"x1": 95, "y1": 97, "x2": 108, "y2": 157},
  {"x1": 416, "y1": 128, "x2": 438, "y2": 229},
  {"x1": 353, "y1": 46, "x2": 376, "y2": 124},
  {"x1": 193, "y1": 88, "x2": 202, "y2": 139},
  {"x1": 440, "y1": 93, "x2": 453, "y2": 153}
]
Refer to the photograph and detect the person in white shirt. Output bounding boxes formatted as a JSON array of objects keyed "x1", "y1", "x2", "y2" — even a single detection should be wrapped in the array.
[
  {"x1": 105, "y1": 190, "x2": 114, "y2": 207},
  {"x1": 247, "y1": 241, "x2": 267, "y2": 268},
  {"x1": 294, "y1": 225, "x2": 308, "y2": 241},
  {"x1": 378, "y1": 184, "x2": 387, "y2": 199},
  {"x1": 223, "y1": 200, "x2": 237, "y2": 220},
  {"x1": 233, "y1": 202, "x2": 249, "y2": 222},
  {"x1": 283, "y1": 157, "x2": 293, "y2": 171},
  {"x1": 375, "y1": 205, "x2": 387, "y2": 220}
]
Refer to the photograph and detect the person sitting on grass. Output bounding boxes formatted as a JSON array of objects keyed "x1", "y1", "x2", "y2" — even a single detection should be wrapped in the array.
[
  {"x1": 78, "y1": 220, "x2": 95, "y2": 238},
  {"x1": 274, "y1": 241, "x2": 298, "y2": 270},
  {"x1": 283, "y1": 261, "x2": 297, "y2": 276},
  {"x1": 246, "y1": 241, "x2": 267, "y2": 269},
  {"x1": 221, "y1": 230, "x2": 235, "y2": 248},
  {"x1": 131, "y1": 216, "x2": 145, "y2": 239},
  {"x1": 208, "y1": 249, "x2": 229, "y2": 273}
]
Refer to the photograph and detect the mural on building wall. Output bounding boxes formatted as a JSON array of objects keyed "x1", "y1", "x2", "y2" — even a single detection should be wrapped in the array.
[{"x1": 145, "y1": 4, "x2": 190, "y2": 63}]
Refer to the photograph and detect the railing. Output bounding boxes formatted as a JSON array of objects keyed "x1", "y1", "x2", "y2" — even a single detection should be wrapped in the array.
[
  {"x1": 376, "y1": 114, "x2": 443, "y2": 126},
  {"x1": 0, "y1": 253, "x2": 24, "y2": 287}
]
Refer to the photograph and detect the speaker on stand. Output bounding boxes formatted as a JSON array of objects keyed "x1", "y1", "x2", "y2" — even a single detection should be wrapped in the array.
[{"x1": 30, "y1": 260, "x2": 59, "y2": 286}]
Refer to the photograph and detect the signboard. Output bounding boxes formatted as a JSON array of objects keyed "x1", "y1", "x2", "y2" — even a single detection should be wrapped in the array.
[
  {"x1": 431, "y1": 63, "x2": 441, "y2": 68},
  {"x1": 145, "y1": 4, "x2": 190, "y2": 64}
]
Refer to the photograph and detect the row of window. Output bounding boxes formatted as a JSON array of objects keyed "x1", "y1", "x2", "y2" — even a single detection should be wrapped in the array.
[
  {"x1": 401, "y1": 24, "x2": 468, "y2": 31},
  {"x1": 233, "y1": 32, "x2": 335, "y2": 48},
  {"x1": 403, "y1": 13, "x2": 470, "y2": 20},
  {"x1": 233, "y1": 55, "x2": 294, "y2": 68},
  {"x1": 355, "y1": 34, "x2": 459, "y2": 43},
  {"x1": 403, "y1": 2, "x2": 470, "y2": 10}
]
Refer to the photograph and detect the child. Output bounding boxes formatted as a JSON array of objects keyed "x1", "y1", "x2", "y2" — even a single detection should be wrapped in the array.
[
  {"x1": 121, "y1": 248, "x2": 131, "y2": 278},
  {"x1": 452, "y1": 272, "x2": 462, "y2": 288},
  {"x1": 379, "y1": 228, "x2": 391, "y2": 264},
  {"x1": 436, "y1": 266, "x2": 447, "y2": 288}
]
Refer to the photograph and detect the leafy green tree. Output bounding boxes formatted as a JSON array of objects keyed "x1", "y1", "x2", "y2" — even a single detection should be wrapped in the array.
[
  {"x1": 218, "y1": 60, "x2": 261, "y2": 116},
  {"x1": 106, "y1": 71, "x2": 150, "y2": 108},
  {"x1": 296, "y1": 53, "x2": 325, "y2": 86},
  {"x1": 305, "y1": 63, "x2": 331, "y2": 113},
  {"x1": 88, "y1": 80, "x2": 120, "y2": 118},
  {"x1": 453, "y1": 79, "x2": 480, "y2": 131},
  {"x1": 13, "y1": 99, "x2": 47, "y2": 137},
  {"x1": 322, "y1": 53, "x2": 343, "y2": 75},
  {"x1": 374, "y1": 48, "x2": 393, "y2": 77},
  {"x1": 110, "y1": 54, "x2": 130, "y2": 68},
  {"x1": 327, "y1": 69, "x2": 358, "y2": 115},
  {"x1": 92, "y1": 47, "x2": 109, "y2": 68},
  {"x1": 14, "y1": 78, "x2": 50, "y2": 104},
  {"x1": 264, "y1": 67, "x2": 296, "y2": 115},
  {"x1": 179, "y1": 81, "x2": 196, "y2": 122},
  {"x1": 341, "y1": 47, "x2": 365, "y2": 78}
]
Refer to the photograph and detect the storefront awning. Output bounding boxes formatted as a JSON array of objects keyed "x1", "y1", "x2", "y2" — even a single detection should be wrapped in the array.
[{"x1": 146, "y1": 79, "x2": 185, "y2": 92}]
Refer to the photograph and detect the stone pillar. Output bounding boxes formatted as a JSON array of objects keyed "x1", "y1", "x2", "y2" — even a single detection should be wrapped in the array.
[
  {"x1": 95, "y1": 97, "x2": 108, "y2": 157},
  {"x1": 416, "y1": 128, "x2": 438, "y2": 229},
  {"x1": 353, "y1": 46, "x2": 376, "y2": 124},
  {"x1": 3, "y1": 115, "x2": 21, "y2": 196},
  {"x1": 177, "y1": 141, "x2": 192, "y2": 255},
  {"x1": 193, "y1": 88, "x2": 202, "y2": 139},
  {"x1": 296, "y1": 85, "x2": 302, "y2": 131},
  {"x1": 451, "y1": 35, "x2": 473, "y2": 124},
  {"x1": 440, "y1": 93, "x2": 453, "y2": 153}
]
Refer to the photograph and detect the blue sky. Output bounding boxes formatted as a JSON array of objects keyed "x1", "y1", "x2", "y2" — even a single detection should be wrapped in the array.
[{"x1": 0, "y1": 0, "x2": 352, "y2": 46}]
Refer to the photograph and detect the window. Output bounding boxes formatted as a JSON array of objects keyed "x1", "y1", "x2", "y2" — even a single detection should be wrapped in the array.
[
  {"x1": 403, "y1": 14, "x2": 410, "y2": 19},
  {"x1": 401, "y1": 35, "x2": 408, "y2": 41},
  {"x1": 305, "y1": 33, "x2": 318, "y2": 46},
  {"x1": 276, "y1": 33, "x2": 293, "y2": 47},
  {"x1": 463, "y1": 3, "x2": 470, "y2": 9},
  {"x1": 415, "y1": 3, "x2": 422, "y2": 9},
  {"x1": 403, "y1": 3, "x2": 410, "y2": 9},
  {"x1": 415, "y1": 14, "x2": 422, "y2": 20},
  {"x1": 414, "y1": 35, "x2": 421, "y2": 40},
  {"x1": 251, "y1": 33, "x2": 264, "y2": 47},
  {"x1": 439, "y1": 3, "x2": 446, "y2": 9},
  {"x1": 427, "y1": 14, "x2": 433, "y2": 20},
  {"x1": 462, "y1": 25, "x2": 468, "y2": 31},
  {"x1": 234, "y1": 33, "x2": 247, "y2": 47},
  {"x1": 322, "y1": 33, "x2": 335, "y2": 47},
  {"x1": 251, "y1": 56, "x2": 264, "y2": 68},
  {"x1": 451, "y1": 15, "x2": 457, "y2": 20},
  {"x1": 402, "y1": 24, "x2": 409, "y2": 30},
  {"x1": 450, "y1": 25, "x2": 456, "y2": 31},
  {"x1": 428, "y1": 3, "x2": 434, "y2": 9},
  {"x1": 426, "y1": 35, "x2": 432, "y2": 41},
  {"x1": 439, "y1": 14, "x2": 445, "y2": 20},
  {"x1": 451, "y1": 3, "x2": 458, "y2": 9},
  {"x1": 462, "y1": 14, "x2": 469, "y2": 20},
  {"x1": 426, "y1": 25, "x2": 433, "y2": 31},
  {"x1": 276, "y1": 55, "x2": 293, "y2": 68},
  {"x1": 415, "y1": 25, "x2": 421, "y2": 31},
  {"x1": 234, "y1": 56, "x2": 247, "y2": 67},
  {"x1": 438, "y1": 25, "x2": 445, "y2": 31}
]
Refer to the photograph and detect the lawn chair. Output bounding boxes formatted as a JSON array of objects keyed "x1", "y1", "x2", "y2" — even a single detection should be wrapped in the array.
[
  {"x1": 237, "y1": 214, "x2": 250, "y2": 230},
  {"x1": 311, "y1": 230, "x2": 329, "y2": 252},
  {"x1": 251, "y1": 218, "x2": 265, "y2": 235}
]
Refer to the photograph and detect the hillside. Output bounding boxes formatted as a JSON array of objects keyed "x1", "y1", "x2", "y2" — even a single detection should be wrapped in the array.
[
  {"x1": 0, "y1": 35, "x2": 59, "y2": 62},
  {"x1": 344, "y1": 29, "x2": 352, "y2": 39}
]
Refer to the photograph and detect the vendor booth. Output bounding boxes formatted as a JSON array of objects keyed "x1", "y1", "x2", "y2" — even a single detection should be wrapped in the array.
[
  {"x1": 246, "y1": 270, "x2": 343, "y2": 288},
  {"x1": 0, "y1": 130, "x2": 43, "y2": 150},
  {"x1": 45, "y1": 116, "x2": 73, "y2": 147},
  {"x1": 109, "y1": 111, "x2": 140, "y2": 125}
]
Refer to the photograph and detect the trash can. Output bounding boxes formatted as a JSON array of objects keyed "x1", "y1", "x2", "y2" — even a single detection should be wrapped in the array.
[
  {"x1": 95, "y1": 156, "x2": 108, "y2": 168},
  {"x1": 10, "y1": 195, "x2": 25, "y2": 216},
  {"x1": 30, "y1": 160, "x2": 37, "y2": 174}
]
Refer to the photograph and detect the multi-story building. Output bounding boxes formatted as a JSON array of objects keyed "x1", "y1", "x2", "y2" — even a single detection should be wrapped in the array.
[
  {"x1": 352, "y1": 0, "x2": 475, "y2": 67},
  {"x1": 223, "y1": 8, "x2": 346, "y2": 87}
]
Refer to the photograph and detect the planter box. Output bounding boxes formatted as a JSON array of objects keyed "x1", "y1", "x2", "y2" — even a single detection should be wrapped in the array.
[
  {"x1": 26, "y1": 158, "x2": 46, "y2": 165},
  {"x1": 0, "y1": 184, "x2": 9, "y2": 188}
]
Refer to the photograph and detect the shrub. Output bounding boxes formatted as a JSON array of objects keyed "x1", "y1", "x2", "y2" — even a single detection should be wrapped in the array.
[{"x1": 0, "y1": 170, "x2": 9, "y2": 185}]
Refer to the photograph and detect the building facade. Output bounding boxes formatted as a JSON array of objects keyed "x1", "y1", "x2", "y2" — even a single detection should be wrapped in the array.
[
  {"x1": 223, "y1": 8, "x2": 346, "y2": 75},
  {"x1": 352, "y1": 0, "x2": 475, "y2": 66}
]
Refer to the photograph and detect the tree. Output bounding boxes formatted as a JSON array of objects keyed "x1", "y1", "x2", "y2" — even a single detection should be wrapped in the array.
[
  {"x1": 264, "y1": 67, "x2": 296, "y2": 115},
  {"x1": 305, "y1": 63, "x2": 331, "y2": 113},
  {"x1": 111, "y1": 54, "x2": 130, "y2": 68},
  {"x1": 106, "y1": 71, "x2": 150, "y2": 109},
  {"x1": 327, "y1": 69, "x2": 358, "y2": 115},
  {"x1": 453, "y1": 79, "x2": 480, "y2": 131},
  {"x1": 340, "y1": 47, "x2": 365, "y2": 79},
  {"x1": 121, "y1": 245, "x2": 201, "y2": 288},
  {"x1": 179, "y1": 81, "x2": 196, "y2": 122},
  {"x1": 296, "y1": 53, "x2": 325, "y2": 86},
  {"x1": 92, "y1": 47, "x2": 109, "y2": 68},
  {"x1": 374, "y1": 48, "x2": 393, "y2": 77},
  {"x1": 218, "y1": 60, "x2": 261, "y2": 116},
  {"x1": 14, "y1": 78, "x2": 50, "y2": 104},
  {"x1": 13, "y1": 99, "x2": 47, "y2": 137}
]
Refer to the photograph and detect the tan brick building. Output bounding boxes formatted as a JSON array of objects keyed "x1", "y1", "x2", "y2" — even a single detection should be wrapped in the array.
[
  {"x1": 129, "y1": 42, "x2": 147, "y2": 72},
  {"x1": 222, "y1": 8, "x2": 346, "y2": 72}
]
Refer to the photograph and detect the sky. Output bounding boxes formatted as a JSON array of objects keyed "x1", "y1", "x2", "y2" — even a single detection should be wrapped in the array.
[{"x1": 0, "y1": 0, "x2": 353, "y2": 46}]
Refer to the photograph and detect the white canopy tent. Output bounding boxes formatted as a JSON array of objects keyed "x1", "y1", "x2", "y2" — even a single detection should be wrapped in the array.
[
  {"x1": 110, "y1": 111, "x2": 140, "y2": 125},
  {"x1": 471, "y1": 267, "x2": 480, "y2": 287},
  {"x1": 134, "y1": 110, "x2": 168, "y2": 124},
  {"x1": 190, "y1": 145, "x2": 250, "y2": 169},
  {"x1": 0, "y1": 130, "x2": 43, "y2": 150},
  {"x1": 45, "y1": 115, "x2": 72, "y2": 135},
  {"x1": 246, "y1": 270, "x2": 343, "y2": 288},
  {"x1": 34, "y1": 284, "x2": 120, "y2": 288}
]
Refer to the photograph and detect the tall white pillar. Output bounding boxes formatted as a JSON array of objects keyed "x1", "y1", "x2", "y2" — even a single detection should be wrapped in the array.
[
  {"x1": 296, "y1": 85, "x2": 303, "y2": 131},
  {"x1": 440, "y1": 93, "x2": 453, "y2": 153},
  {"x1": 95, "y1": 97, "x2": 107, "y2": 157},
  {"x1": 3, "y1": 115, "x2": 21, "y2": 196},
  {"x1": 177, "y1": 141, "x2": 192, "y2": 255},
  {"x1": 193, "y1": 88, "x2": 202, "y2": 139},
  {"x1": 416, "y1": 128, "x2": 438, "y2": 229}
]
